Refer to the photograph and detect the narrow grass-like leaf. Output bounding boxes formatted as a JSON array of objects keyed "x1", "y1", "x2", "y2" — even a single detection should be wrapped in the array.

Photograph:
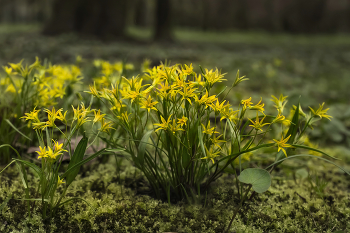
[
  {"x1": 5, "y1": 119, "x2": 32, "y2": 141},
  {"x1": 198, "y1": 126, "x2": 206, "y2": 158},
  {"x1": 62, "y1": 148, "x2": 118, "y2": 179},
  {"x1": 238, "y1": 168, "x2": 271, "y2": 193},
  {"x1": 15, "y1": 162, "x2": 27, "y2": 189},
  {"x1": 0, "y1": 144, "x2": 22, "y2": 158},
  {"x1": 15, "y1": 198, "x2": 49, "y2": 202},
  {"x1": 65, "y1": 134, "x2": 88, "y2": 186},
  {"x1": 291, "y1": 144, "x2": 338, "y2": 160},
  {"x1": 266, "y1": 154, "x2": 350, "y2": 176},
  {"x1": 138, "y1": 129, "x2": 153, "y2": 167},
  {"x1": 13, "y1": 159, "x2": 42, "y2": 179}
]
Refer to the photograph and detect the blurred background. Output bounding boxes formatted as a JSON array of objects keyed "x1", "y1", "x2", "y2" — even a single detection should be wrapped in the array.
[{"x1": 1, "y1": 0, "x2": 350, "y2": 149}]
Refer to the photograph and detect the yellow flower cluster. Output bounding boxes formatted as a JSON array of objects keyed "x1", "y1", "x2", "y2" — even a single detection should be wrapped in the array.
[
  {"x1": 35, "y1": 140, "x2": 67, "y2": 160},
  {"x1": 0, "y1": 57, "x2": 83, "y2": 108}
]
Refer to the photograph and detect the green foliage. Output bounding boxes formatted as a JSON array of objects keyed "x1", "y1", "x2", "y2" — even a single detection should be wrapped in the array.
[{"x1": 238, "y1": 168, "x2": 271, "y2": 193}]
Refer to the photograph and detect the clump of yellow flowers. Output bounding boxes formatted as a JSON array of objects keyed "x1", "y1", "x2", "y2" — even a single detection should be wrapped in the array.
[{"x1": 87, "y1": 63, "x2": 332, "y2": 201}]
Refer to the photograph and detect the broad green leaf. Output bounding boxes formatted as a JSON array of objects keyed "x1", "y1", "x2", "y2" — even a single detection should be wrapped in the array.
[
  {"x1": 138, "y1": 130, "x2": 153, "y2": 167},
  {"x1": 65, "y1": 134, "x2": 88, "y2": 186},
  {"x1": 295, "y1": 168, "x2": 308, "y2": 180},
  {"x1": 238, "y1": 168, "x2": 271, "y2": 193},
  {"x1": 5, "y1": 119, "x2": 31, "y2": 141}
]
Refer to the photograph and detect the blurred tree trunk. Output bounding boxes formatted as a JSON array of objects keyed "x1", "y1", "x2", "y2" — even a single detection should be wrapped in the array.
[
  {"x1": 43, "y1": 0, "x2": 127, "y2": 38},
  {"x1": 154, "y1": 0, "x2": 173, "y2": 42}
]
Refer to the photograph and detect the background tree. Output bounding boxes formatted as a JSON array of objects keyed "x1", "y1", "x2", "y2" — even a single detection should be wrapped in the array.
[
  {"x1": 43, "y1": 0, "x2": 128, "y2": 38},
  {"x1": 154, "y1": 0, "x2": 173, "y2": 42}
]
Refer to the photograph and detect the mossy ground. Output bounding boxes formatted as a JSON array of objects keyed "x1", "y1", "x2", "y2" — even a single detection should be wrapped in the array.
[{"x1": 1, "y1": 152, "x2": 349, "y2": 233}]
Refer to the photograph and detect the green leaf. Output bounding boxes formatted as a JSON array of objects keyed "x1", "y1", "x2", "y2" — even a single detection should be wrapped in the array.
[
  {"x1": 198, "y1": 126, "x2": 206, "y2": 158},
  {"x1": 15, "y1": 198, "x2": 49, "y2": 202},
  {"x1": 238, "y1": 168, "x2": 271, "y2": 193},
  {"x1": 62, "y1": 148, "x2": 117, "y2": 179},
  {"x1": 0, "y1": 144, "x2": 22, "y2": 159},
  {"x1": 13, "y1": 159, "x2": 42, "y2": 179},
  {"x1": 65, "y1": 134, "x2": 88, "y2": 186},
  {"x1": 5, "y1": 119, "x2": 32, "y2": 141},
  {"x1": 275, "y1": 102, "x2": 299, "y2": 162},
  {"x1": 291, "y1": 144, "x2": 338, "y2": 160},
  {"x1": 138, "y1": 130, "x2": 153, "y2": 167},
  {"x1": 295, "y1": 168, "x2": 308, "y2": 180},
  {"x1": 265, "y1": 154, "x2": 350, "y2": 176}
]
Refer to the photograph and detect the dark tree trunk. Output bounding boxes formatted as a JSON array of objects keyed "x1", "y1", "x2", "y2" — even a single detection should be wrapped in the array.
[
  {"x1": 154, "y1": 0, "x2": 173, "y2": 42},
  {"x1": 43, "y1": 0, "x2": 127, "y2": 38}
]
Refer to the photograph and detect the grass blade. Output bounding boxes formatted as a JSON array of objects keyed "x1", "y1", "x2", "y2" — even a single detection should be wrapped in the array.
[{"x1": 5, "y1": 119, "x2": 32, "y2": 141}]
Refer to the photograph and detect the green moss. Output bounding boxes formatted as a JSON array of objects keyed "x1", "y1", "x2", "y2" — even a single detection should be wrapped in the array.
[{"x1": 1, "y1": 156, "x2": 349, "y2": 232}]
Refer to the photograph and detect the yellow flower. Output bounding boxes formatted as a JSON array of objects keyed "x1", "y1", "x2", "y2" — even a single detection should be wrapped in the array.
[
  {"x1": 57, "y1": 175, "x2": 65, "y2": 186},
  {"x1": 140, "y1": 95, "x2": 158, "y2": 112},
  {"x1": 241, "y1": 97, "x2": 253, "y2": 110},
  {"x1": 273, "y1": 134, "x2": 293, "y2": 157},
  {"x1": 8, "y1": 60, "x2": 23, "y2": 72},
  {"x1": 201, "y1": 146, "x2": 221, "y2": 164},
  {"x1": 46, "y1": 146, "x2": 64, "y2": 160},
  {"x1": 157, "y1": 80, "x2": 171, "y2": 99},
  {"x1": 249, "y1": 98, "x2": 265, "y2": 113},
  {"x1": 87, "y1": 83, "x2": 100, "y2": 97},
  {"x1": 117, "y1": 111, "x2": 132, "y2": 123},
  {"x1": 72, "y1": 103, "x2": 91, "y2": 127},
  {"x1": 32, "y1": 122, "x2": 48, "y2": 130},
  {"x1": 271, "y1": 94, "x2": 288, "y2": 114},
  {"x1": 177, "y1": 116, "x2": 188, "y2": 127},
  {"x1": 168, "y1": 119, "x2": 185, "y2": 134},
  {"x1": 44, "y1": 107, "x2": 63, "y2": 128},
  {"x1": 220, "y1": 106, "x2": 239, "y2": 122},
  {"x1": 203, "y1": 68, "x2": 226, "y2": 87},
  {"x1": 194, "y1": 90, "x2": 216, "y2": 108},
  {"x1": 36, "y1": 146, "x2": 48, "y2": 159},
  {"x1": 3, "y1": 66, "x2": 14, "y2": 75},
  {"x1": 272, "y1": 112, "x2": 290, "y2": 125},
  {"x1": 178, "y1": 86, "x2": 196, "y2": 105},
  {"x1": 248, "y1": 112, "x2": 270, "y2": 131},
  {"x1": 53, "y1": 141, "x2": 65, "y2": 153},
  {"x1": 93, "y1": 109, "x2": 106, "y2": 124},
  {"x1": 309, "y1": 102, "x2": 332, "y2": 120},
  {"x1": 57, "y1": 110, "x2": 68, "y2": 124},
  {"x1": 99, "y1": 118, "x2": 115, "y2": 133},
  {"x1": 210, "y1": 134, "x2": 226, "y2": 149},
  {"x1": 181, "y1": 63, "x2": 194, "y2": 76},
  {"x1": 21, "y1": 107, "x2": 41, "y2": 123},
  {"x1": 202, "y1": 121, "x2": 219, "y2": 135},
  {"x1": 154, "y1": 114, "x2": 172, "y2": 132},
  {"x1": 210, "y1": 100, "x2": 230, "y2": 114}
]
